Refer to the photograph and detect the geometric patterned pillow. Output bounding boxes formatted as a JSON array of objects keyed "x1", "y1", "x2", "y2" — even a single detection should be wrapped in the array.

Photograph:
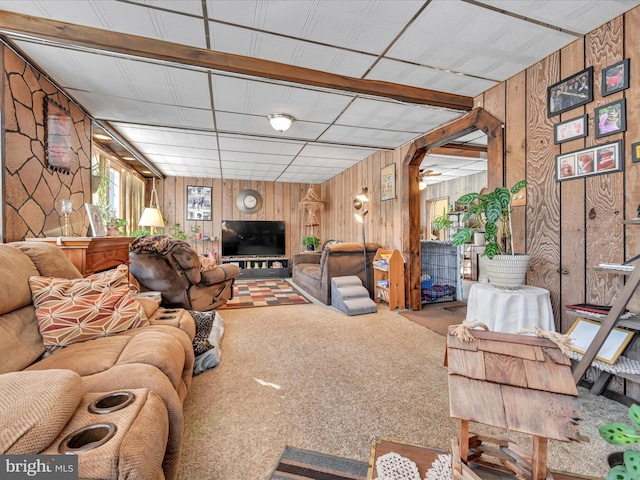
[
  {"x1": 29, "y1": 265, "x2": 149, "y2": 353},
  {"x1": 188, "y1": 310, "x2": 215, "y2": 356}
]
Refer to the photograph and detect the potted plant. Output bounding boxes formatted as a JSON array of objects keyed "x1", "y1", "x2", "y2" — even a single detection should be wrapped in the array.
[
  {"x1": 302, "y1": 236, "x2": 320, "y2": 251},
  {"x1": 431, "y1": 208, "x2": 454, "y2": 238},
  {"x1": 452, "y1": 180, "x2": 529, "y2": 288},
  {"x1": 600, "y1": 403, "x2": 640, "y2": 480}
]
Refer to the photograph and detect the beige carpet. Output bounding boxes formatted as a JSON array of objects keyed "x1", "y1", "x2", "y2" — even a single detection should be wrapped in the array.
[{"x1": 177, "y1": 303, "x2": 629, "y2": 480}]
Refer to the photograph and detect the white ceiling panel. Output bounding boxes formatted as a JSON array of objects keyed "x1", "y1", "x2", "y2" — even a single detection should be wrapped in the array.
[
  {"x1": 206, "y1": 0, "x2": 425, "y2": 54},
  {"x1": 368, "y1": 59, "x2": 497, "y2": 97},
  {"x1": 209, "y1": 23, "x2": 376, "y2": 78},
  {"x1": 1, "y1": 0, "x2": 637, "y2": 183}
]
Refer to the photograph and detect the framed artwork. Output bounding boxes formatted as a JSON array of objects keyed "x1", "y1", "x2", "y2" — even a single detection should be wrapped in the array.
[
  {"x1": 566, "y1": 317, "x2": 634, "y2": 364},
  {"x1": 602, "y1": 58, "x2": 629, "y2": 96},
  {"x1": 547, "y1": 66, "x2": 593, "y2": 117},
  {"x1": 84, "y1": 203, "x2": 106, "y2": 237},
  {"x1": 632, "y1": 141, "x2": 640, "y2": 163},
  {"x1": 187, "y1": 185, "x2": 212, "y2": 220},
  {"x1": 554, "y1": 114, "x2": 588, "y2": 144},
  {"x1": 380, "y1": 163, "x2": 396, "y2": 201},
  {"x1": 595, "y1": 99, "x2": 626, "y2": 138},
  {"x1": 44, "y1": 98, "x2": 72, "y2": 174},
  {"x1": 556, "y1": 140, "x2": 622, "y2": 181}
]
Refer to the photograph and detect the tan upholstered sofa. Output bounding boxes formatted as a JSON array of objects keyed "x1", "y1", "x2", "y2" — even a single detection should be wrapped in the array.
[
  {"x1": 0, "y1": 241, "x2": 196, "y2": 480},
  {"x1": 292, "y1": 241, "x2": 381, "y2": 305}
]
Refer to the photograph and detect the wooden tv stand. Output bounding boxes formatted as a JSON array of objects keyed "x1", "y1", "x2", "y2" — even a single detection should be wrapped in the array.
[{"x1": 221, "y1": 256, "x2": 290, "y2": 279}]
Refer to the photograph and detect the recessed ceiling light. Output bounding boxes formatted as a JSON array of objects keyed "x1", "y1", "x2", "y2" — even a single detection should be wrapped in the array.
[{"x1": 93, "y1": 133, "x2": 112, "y2": 141}]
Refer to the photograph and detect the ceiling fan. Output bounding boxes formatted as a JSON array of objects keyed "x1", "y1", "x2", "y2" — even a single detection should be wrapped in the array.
[{"x1": 420, "y1": 169, "x2": 442, "y2": 178}]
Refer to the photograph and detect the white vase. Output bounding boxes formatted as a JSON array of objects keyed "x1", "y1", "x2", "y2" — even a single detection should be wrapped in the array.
[
  {"x1": 484, "y1": 254, "x2": 531, "y2": 289},
  {"x1": 477, "y1": 255, "x2": 489, "y2": 283},
  {"x1": 473, "y1": 232, "x2": 485, "y2": 246}
]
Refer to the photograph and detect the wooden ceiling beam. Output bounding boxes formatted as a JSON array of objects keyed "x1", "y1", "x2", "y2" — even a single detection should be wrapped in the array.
[
  {"x1": 429, "y1": 144, "x2": 487, "y2": 158},
  {"x1": 0, "y1": 11, "x2": 474, "y2": 111}
]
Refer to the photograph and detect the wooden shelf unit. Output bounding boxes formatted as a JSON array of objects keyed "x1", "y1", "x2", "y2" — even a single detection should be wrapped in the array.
[
  {"x1": 373, "y1": 248, "x2": 405, "y2": 311},
  {"x1": 221, "y1": 256, "x2": 290, "y2": 278}
]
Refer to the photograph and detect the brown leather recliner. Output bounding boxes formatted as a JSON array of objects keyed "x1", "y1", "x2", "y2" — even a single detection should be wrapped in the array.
[{"x1": 129, "y1": 235, "x2": 241, "y2": 311}]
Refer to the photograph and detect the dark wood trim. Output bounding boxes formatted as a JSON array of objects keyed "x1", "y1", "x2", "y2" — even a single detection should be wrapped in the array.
[
  {"x1": 429, "y1": 144, "x2": 487, "y2": 159},
  {"x1": 403, "y1": 107, "x2": 504, "y2": 310},
  {"x1": 0, "y1": 11, "x2": 474, "y2": 111}
]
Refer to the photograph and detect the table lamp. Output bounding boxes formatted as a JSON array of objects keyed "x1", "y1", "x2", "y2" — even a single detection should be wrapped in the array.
[{"x1": 139, "y1": 178, "x2": 165, "y2": 234}]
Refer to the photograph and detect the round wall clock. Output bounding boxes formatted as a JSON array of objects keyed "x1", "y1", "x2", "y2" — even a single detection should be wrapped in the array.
[{"x1": 236, "y1": 189, "x2": 263, "y2": 214}]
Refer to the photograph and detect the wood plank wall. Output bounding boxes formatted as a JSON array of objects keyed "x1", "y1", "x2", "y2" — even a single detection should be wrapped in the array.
[
  {"x1": 475, "y1": 10, "x2": 640, "y2": 397},
  {"x1": 154, "y1": 177, "x2": 316, "y2": 259}
]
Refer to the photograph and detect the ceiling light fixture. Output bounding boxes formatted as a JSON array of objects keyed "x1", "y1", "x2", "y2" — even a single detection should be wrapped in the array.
[{"x1": 268, "y1": 113, "x2": 294, "y2": 133}]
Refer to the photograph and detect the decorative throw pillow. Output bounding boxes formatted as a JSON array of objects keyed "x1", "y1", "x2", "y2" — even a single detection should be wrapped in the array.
[
  {"x1": 189, "y1": 310, "x2": 215, "y2": 356},
  {"x1": 199, "y1": 255, "x2": 218, "y2": 272},
  {"x1": 29, "y1": 265, "x2": 149, "y2": 353}
]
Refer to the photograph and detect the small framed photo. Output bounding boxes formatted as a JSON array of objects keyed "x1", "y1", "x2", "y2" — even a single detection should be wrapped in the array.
[
  {"x1": 85, "y1": 203, "x2": 106, "y2": 237},
  {"x1": 554, "y1": 114, "x2": 588, "y2": 144},
  {"x1": 632, "y1": 141, "x2": 640, "y2": 163},
  {"x1": 566, "y1": 317, "x2": 634, "y2": 364},
  {"x1": 602, "y1": 58, "x2": 629, "y2": 97},
  {"x1": 547, "y1": 66, "x2": 593, "y2": 117},
  {"x1": 380, "y1": 163, "x2": 396, "y2": 201},
  {"x1": 595, "y1": 99, "x2": 626, "y2": 138},
  {"x1": 556, "y1": 140, "x2": 622, "y2": 181},
  {"x1": 187, "y1": 186, "x2": 212, "y2": 220}
]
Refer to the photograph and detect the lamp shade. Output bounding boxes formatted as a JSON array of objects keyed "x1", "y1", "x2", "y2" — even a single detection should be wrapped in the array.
[
  {"x1": 268, "y1": 113, "x2": 294, "y2": 132},
  {"x1": 354, "y1": 210, "x2": 368, "y2": 223},
  {"x1": 138, "y1": 207, "x2": 165, "y2": 234},
  {"x1": 356, "y1": 187, "x2": 369, "y2": 202}
]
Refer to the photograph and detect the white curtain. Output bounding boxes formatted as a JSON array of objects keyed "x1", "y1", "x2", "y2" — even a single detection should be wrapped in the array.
[{"x1": 120, "y1": 170, "x2": 145, "y2": 235}]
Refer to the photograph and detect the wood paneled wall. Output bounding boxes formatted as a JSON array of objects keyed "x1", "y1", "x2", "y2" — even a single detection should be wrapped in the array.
[{"x1": 155, "y1": 177, "x2": 318, "y2": 259}]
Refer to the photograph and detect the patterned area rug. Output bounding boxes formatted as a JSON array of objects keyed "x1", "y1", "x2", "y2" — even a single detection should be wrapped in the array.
[
  {"x1": 222, "y1": 278, "x2": 311, "y2": 309},
  {"x1": 269, "y1": 446, "x2": 368, "y2": 480}
]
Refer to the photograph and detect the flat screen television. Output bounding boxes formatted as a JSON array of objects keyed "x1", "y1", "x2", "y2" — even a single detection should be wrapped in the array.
[{"x1": 221, "y1": 220, "x2": 286, "y2": 258}]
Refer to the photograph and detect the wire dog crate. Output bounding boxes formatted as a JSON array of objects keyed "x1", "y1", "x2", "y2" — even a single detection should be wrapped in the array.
[{"x1": 420, "y1": 240, "x2": 462, "y2": 304}]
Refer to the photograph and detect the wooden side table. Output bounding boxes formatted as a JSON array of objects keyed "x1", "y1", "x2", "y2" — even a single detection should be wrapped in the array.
[{"x1": 27, "y1": 236, "x2": 134, "y2": 276}]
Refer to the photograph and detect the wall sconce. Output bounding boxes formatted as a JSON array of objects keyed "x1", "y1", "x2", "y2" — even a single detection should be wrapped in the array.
[
  {"x1": 60, "y1": 199, "x2": 72, "y2": 236},
  {"x1": 138, "y1": 178, "x2": 165, "y2": 234},
  {"x1": 268, "y1": 113, "x2": 294, "y2": 133}
]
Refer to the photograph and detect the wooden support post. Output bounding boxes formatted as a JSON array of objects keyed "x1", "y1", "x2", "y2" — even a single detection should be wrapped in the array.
[
  {"x1": 532, "y1": 436, "x2": 548, "y2": 480},
  {"x1": 459, "y1": 419, "x2": 470, "y2": 462}
]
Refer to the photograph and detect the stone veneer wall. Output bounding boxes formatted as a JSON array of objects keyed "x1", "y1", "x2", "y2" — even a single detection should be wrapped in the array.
[{"x1": 3, "y1": 45, "x2": 92, "y2": 242}]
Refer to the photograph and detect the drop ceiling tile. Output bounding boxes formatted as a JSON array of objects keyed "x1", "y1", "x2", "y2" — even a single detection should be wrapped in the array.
[
  {"x1": 367, "y1": 59, "x2": 497, "y2": 97},
  {"x1": 218, "y1": 135, "x2": 305, "y2": 155},
  {"x1": 209, "y1": 23, "x2": 375, "y2": 78},
  {"x1": 220, "y1": 152, "x2": 294, "y2": 165},
  {"x1": 318, "y1": 125, "x2": 417, "y2": 149},
  {"x1": 337, "y1": 98, "x2": 463, "y2": 132},
  {"x1": 298, "y1": 144, "x2": 378, "y2": 160},
  {"x1": 206, "y1": 0, "x2": 424, "y2": 54},
  {"x1": 112, "y1": 124, "x2": 218, "y2": 148},
  {"x1": 476, "y1": 0, "x2": 640, "y2": 34},
  {"x1": 212, "y1": 75, "x2": 354, "y2": 122},
  {"x1": 292, "y1": 157, "x2": 360, "y2": 168},
  {"x1": 215, "y1": 112, "x2": 327, "y2": 140},
  {"x1": 1, "y1": 0, "x2": 207, "y2": 47}
]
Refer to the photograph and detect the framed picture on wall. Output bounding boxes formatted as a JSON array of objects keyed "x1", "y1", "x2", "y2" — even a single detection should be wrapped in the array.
[
  {"x1": 595, "y1": 99, "x2": 626, "y2": 138},
  {"x1": 555, "y1": 140, "x2": 622, "y2": 181},
  {"x1": 44, "y1": 98, "x2": 72, "y2": 174},
  {"x1": 85, "y1": 203, "x2": 106, "y2": 237},
  {"x1": 187, "y1": 185, "x2": 212, "y2": 220},
  {"x1": 632, "y1": 141, "x2": 640, "y2": 163},
  {"x1": 554, "y1": 114, "x2": 588, "y2": 144},
  {"x1": 547, "y1": 66, "x2": 593, "y2": 117},
  {"x1": 380, "y1": 163, "x2": 396, "y2": 201},
  {"x1": 602, "y1": 58, "x2": 629, "y2": 96}
]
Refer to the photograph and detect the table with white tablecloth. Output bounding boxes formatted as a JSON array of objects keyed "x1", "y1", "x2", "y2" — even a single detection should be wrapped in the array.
[{"x1": 465, "y1": 283, "x2": 555, "y2": 333}]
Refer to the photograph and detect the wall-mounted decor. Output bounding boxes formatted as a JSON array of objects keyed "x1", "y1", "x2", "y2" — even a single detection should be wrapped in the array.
[
  {"x1": 554, "y1": 114, "x2": 588, "y2": 144},
  {"x1": 632, "y1": 141, "x2": 640, "y2": 163},
  {"x1": 85, "y1": 203, "x2": 106, "y2": 237},
  {"x1": 595, "y1": 98, "x2": 626, "y2": 138},
  {"x1": 556, "y1": 140, "x2": 622, "y2": 181},
  {"x1": 44, "y1": 98, "x2": 72, "y2": 174},
  {"x1": 602, "y1": 58, "x2": 629, "y2": 96},
  {"x1": 566, "y1": 317, "x2": 633, "y2": 364},
  {"x1": 187, "y1": 185, "x2": 212, "y2": 220},
  {"x1": 380, "y1": 163, "x2": 396, "y2": 201},
  {"x1": 547, "y1": 66, "x2": 593, "y2": 117}
]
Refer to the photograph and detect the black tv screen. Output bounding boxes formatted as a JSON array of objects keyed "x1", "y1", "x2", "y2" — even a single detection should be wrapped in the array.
[{"x1": 221, "y1": 220, "x2": 286, "y2": 257}]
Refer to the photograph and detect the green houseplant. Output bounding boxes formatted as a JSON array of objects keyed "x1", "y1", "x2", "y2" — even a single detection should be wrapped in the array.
[
  {"x1": 302, "y1": 236, "x2": 320, "y2": 251},
  {"x1": 451, "y1": 180, "x2": 529, "y2": 289},
  {"x1": 452, "y1": 180, "x2": 527, "y2": 259},
  {"x1": 431, "y1": 208, "x2": 454, "y2": 236},
  {"x1": 600, "y1": 403, "x2": 640, "y2": 480}
]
